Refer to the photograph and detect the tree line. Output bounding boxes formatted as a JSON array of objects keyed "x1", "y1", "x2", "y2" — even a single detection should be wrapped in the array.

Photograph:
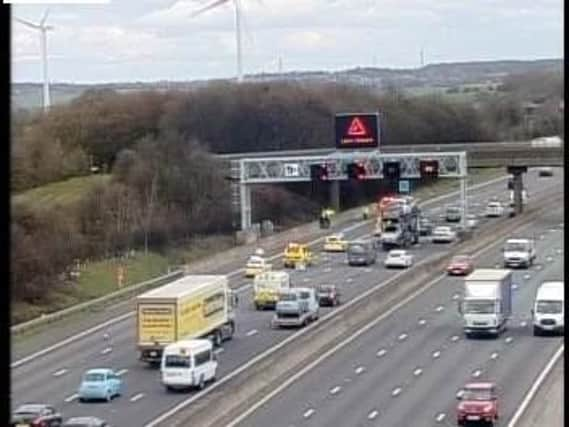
[{"x1": 11, "y1": 73, "x2": 563, "y2": 307}]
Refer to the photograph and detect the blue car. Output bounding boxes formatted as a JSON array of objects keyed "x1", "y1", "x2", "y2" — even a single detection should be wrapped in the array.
[{"x1": 78, "y1": 368, "x2": 122, "y2": 402}]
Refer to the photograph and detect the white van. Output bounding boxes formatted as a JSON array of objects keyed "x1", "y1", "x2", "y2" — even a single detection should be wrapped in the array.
[
  {"x1": 532, "y1": 282, "x2": 564, "y2": 336},
  {"x1": 161, "y1": 339, "x2": 218, "y2": 391}
]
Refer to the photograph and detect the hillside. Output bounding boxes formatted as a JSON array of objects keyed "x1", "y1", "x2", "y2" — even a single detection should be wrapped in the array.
[{"x1": 11, "y1": 58, "x2": 563, "y2": 112}]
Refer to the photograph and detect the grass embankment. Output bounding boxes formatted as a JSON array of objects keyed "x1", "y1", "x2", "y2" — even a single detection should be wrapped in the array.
[{"x1": 11, "y1": 168, "x2": 504, "y2": 325}]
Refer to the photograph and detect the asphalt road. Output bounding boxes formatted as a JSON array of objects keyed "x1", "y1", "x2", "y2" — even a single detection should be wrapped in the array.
[
  {"x1": 11, "y1": 170, "x2": 563, "y2": 427},
  {"x1": 234, "y1": 205, "x2": 564, "y2": 427}
]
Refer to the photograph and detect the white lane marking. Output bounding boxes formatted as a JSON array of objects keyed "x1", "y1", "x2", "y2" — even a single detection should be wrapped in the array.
[
  {"x1": 418, "y1": 319, "x2": 427, "y2": 326},
  {"x1": 329, "y1": 386, "x2": 341, "y2": 395},
  {"x1": 365, "y1": 268, "x2": 372, "y2": 273},
  {"x1": 539, "y1": 235, "x2": 545, "y2": 240},
  {"x1": 303, "y1": 409, "x2": 315, "y2": 419},
  {"x1": 520, "y1": 321, "x2": 527, "y2": 327},
  {"x1": 377, "y1": 349, "x2": 387, "y2": 358},
  {"x1": 398, "y1": 333, "x2": 408, "y2": 341},
  {"x1": 435, "y1": 305, "x2": 444, "y2": 312},
  {"x1": 505, "y1": 336, "x2": 513, "y2": 344},
  {"x1": 451, "y1": 335, "x2": 460, "y2": 342},
  {"x1": 490, "y1": 352, "x2": 499, "y2": 360},
  {"x1": 512, "y1": 284, "x2": 518, "y2": 290},
  {"x1": 116, "y1": 369, "x2": 128, "y2": 376},
  {"x1": 346, "y1": 278, "x2": 353, "y2": 283},
  {"x1": 246, "y1": 329, "x2": 258, "y2": 337},
  {"x1": 214, "y1": 348, "x2": 224, "y2": 355},
  {"x1": 324, "y1": 268, "x2": 332, "y2": 273},
  {"x1": 413, "y1": 368, "x2": 423, "y2": 376},
  {"x1": 355, "y1": 366, "x2": 365, "y2": 375},
  {"x1": 456, "y1": 390, "x2": 465, "y2": 399},
  {"x1": 130, "y1": 393, "x2": 145, "y2": 402},
  {"x1": 53, "y1": 369, "x2": 67, "y2": 377},
  {"x1": 472, "y1": 369, "x2": 482, "y2": 378},
  {"x1": 556, "y1": 249, "x2": 562, "y2": 254},
  {"x1": 536, "y1": 265, "x2": 543, "y2": 270},
  {"x1": 14, "y1": 175, "x2": 511, "y2": 370},
  {"x1": 524, "y1": 274, "x2": 531, "y2": 280},
  {"x1": 101, "y1": 347, "x2": 112, "y2": 355},
  {"x1": 368, "y1": 410, "x2": 379, "y2": 420},
  {"x1": 432, "y1": 351, "x2": 441, "y2": 359},
  {"x1": 64, "y1": 393, "x2": 79, "y2": 403},
  {"x1": 436, "y1": 413, "x2": 446, "y2": 423},
  {"x1": 547, "y1": 256, "x2": 554, "y2": 263},
  {"x1": 452, "y1": 293, "x2": 460, "y2": 300},
  {"x1": 391, "y1": 387, "x2": 402, "y2": 397},
  {"x1": 507, "y1": 345, "x2": 564, "y2": 427}
]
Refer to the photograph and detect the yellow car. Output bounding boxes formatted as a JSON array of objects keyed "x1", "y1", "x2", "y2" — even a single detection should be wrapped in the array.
[
  {"x1": 284, "y1": 243, "x2": 313, "y2": 268},
  {"x1": 323, "y1": 234, "x2": 348, "y2": 252},
  {"x1": 245, "y1": 256, "x2": 271, "y2": 278}
]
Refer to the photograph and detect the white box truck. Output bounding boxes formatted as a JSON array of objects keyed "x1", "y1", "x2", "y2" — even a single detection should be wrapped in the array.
[
  {"x1": 532, "y1": 281, "x2": 564, "y2": 336},
  {"x1": 136, "y1": 275, "x2": 236, "y2": 365},
  {"x1": 459, "y1": 269, "x2": 513, "y2": 338}
]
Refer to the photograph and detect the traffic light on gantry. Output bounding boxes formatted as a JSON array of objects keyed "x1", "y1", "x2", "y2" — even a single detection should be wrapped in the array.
[
  {"x1": 310, "y1": 164, "x2": 329, "y2": 181},
  {"x1": 419, "y1": 160, "x2": 439, "y2": 179},
  {"x1": 346, "y1": 162, "x2": 367, "y2": 180}
]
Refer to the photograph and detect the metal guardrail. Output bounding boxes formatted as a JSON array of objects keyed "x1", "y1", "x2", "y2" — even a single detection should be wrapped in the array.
[{"x1": 11, "y1": 270, "x2": 184, "y2": 335}]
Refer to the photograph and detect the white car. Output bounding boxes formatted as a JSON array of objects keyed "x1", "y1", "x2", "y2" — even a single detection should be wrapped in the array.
[
  {"x1": 384, "y1": 250, "x2": 413, "y2": 268},
  {"x1": 466, "y1": 214, "x2": 479, "y2": 229},
  {"x1": 432, "y1": 226, "x2": 457, "y2": 243},
  {"x1": 485, "y1": 202, "x2": 504, "y2": 217}
]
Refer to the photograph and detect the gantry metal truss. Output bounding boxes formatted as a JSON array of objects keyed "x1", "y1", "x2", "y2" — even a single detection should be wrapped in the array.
[{"x1": 229, "y1": 151, "x2": 469, "y2": 230}]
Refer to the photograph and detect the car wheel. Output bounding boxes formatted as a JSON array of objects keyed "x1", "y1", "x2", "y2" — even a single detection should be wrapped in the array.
[
  {"x1": 533, "y1": 326, "x2": 541, "y2": 336},
  {"x1": 214, "y1": 330, "x2": 222, "y2": 347},
  {"x1": 198, "y1": 376, "x2": 206, "y2": 390},
  {"x1": 106, "y1": 390, "x2": 112, "y2": 402}
]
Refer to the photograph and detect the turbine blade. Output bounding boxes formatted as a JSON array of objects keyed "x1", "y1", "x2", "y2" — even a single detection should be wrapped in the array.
[
  {"x1": 14, "y1": 17, "x2": 41, "y2": 29},
  {"x1": 190, "y1": 0, "x2": 230, "y2": 18},
  {"x1": 40, "y1": 8, "x2": 50, "y2": 26}
]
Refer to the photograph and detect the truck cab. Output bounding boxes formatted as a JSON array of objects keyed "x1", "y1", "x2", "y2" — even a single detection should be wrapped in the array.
[
  {"x1": 532, "y1": 281, "x2": 564, "y2": 336},
  {"x1": 272, "y1": 287, "x2": 319, "y2": 328},
  {"x1": 502, "y1": 238, "x2": 536, "y2": 268},
  {"x1": 456, "y1": 382, "x2": 499, "y2": 426},
  {"x1": 284, "y1": 243, "x2": 313, "y2": 268}
]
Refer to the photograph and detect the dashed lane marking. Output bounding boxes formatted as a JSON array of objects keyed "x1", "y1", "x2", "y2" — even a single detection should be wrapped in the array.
[
  {"x1": 391, "y1": 387, "x2": 402, "y2": 397},
  {"x1": 524, "y1": 274, "x2": 531, "y2": 280},
  {"x1": 413, "y1": 368, "x2": 423, "y2": 376},
  {"x1": 355, "y1": 366, "x2": 365, "y2": 375},
  {"x1": 456, "y1": 390, "x2": 465, "y2": 399},
  {"x1": 451, "y1": 335, "x2": 460, "y2": 342},
  {"x1": 329, "y1": 386, "x2": 341, "y2": 395},
  {"x1": 64, "y1": 394, "x2": 79, "y2": 403},
  {"x1": 368, "y1": 410, "x2": 379, "y2": 420},
  {"x1": 101, "y1": 347, "x2": 112, "y2": 355},
  {"x1": 130, "y1": 393, "x2": 145, "y2": 402},
  {"x1": 436, "y1": 413, "x2": 446, "y2": 423},
  {"x1": 452, "y1": 293, "x2": 460, "y2": 300},
  {"x1": 346, "y1": 278, "x2": 353, "y2": 283},
  {"x1": 246, "y1": 329, "x2": 258, "y2": 337},
  {"x1": 377, "y1": 349, "x2": 387, "y2": 358},
  {"x1": 214, "y1": 348, "x2": 224, "y2": 354},
  {"x1": 53, "y1": 369, "x2": 67, "y2": 377},
  {"x1": 303, "y1": 409, "x2": 315, "y2": 419},
  {"x1": 432, "y1": 350, "x2": 441, "y2": 359},
  {"x1": 490, "y1": 352, "x2": 499, "y2": 360},
  {"x1": 520, "y1": 321, "x2": 527, "y2": 327},
  {"x1": 116, "y1": 369, "x2": 128, "y2": 376},
  {"x1": 435, "y1": 305, "x2": 444, "y2": 312},
  {"x1": 398, "y1": 333, "x2": 408, "y2": 341},
  {"x1": 472, "y1": 369, "x2": 482, "y2": 378},
  {"x1": 418, "y1": 319, "x2": 427, "y2": 326},
  {"x1": 505, "y1": 337, "x2": 513, "y2": 344}
]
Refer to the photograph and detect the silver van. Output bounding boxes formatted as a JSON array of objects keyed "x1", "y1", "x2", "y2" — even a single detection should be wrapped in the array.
[{"x1": 347, "y1": 240, "x2": 377, "y2": 266}]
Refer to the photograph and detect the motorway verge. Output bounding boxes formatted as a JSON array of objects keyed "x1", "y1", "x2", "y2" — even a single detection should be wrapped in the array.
[{"x1": 151, "y1": 188, "x2": 562, "y2": 427}]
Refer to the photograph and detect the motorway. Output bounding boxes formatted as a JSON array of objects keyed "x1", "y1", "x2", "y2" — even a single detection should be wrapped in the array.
[
  {"x1": 11, "y1": 170, "x2": 563, "y2": 426},
  {"x1": 232, "y1": 205, "x2": 564, "y2": 427}
]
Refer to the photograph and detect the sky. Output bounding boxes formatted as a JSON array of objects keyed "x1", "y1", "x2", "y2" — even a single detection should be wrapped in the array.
[{"x1": 10, "y1": 0, "x2": 564, "y2": 83}]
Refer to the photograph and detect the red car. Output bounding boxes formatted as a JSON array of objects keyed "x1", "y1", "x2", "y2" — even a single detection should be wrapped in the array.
[
  {"x1": 457, "y1": 382, "x2": 499, "y2": 426},
  {"x1": 447, "y1": 255, "x2": 474, "y2": 276},
  {"x1": 11, "y1": 404, "x2": 63, "y2": 427}
]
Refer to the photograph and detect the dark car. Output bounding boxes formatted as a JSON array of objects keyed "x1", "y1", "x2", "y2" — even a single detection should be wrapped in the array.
[
  {"x1": 63, "y1": 417, "x2": 109, "y2": 427},
  {"x1": 11, "y1": 404, "x2": 63, "y2": 427},
  {"x1": 317, "y1": 285, "x2": 341, "y2": 307},
  {"x1": 419, "y1": 217, "x2": 433, "y2": 236}
]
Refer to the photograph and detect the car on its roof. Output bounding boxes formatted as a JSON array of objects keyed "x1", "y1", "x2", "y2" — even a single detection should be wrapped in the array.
[
  {"x1": 78, "y1": 368, "x2": 122, "y2": 402},
  {"x1": 456, "y1": 382, "x2": 498, "y2": 426},
  {"x1": 63, "y1": 417, "x2": 110, "y2": 427},
  {"x1": 447, "y1": 255, "x2": 474, "y2": 276},
  {"x1": 11, "y1": 404, "x2": 63, "y2": 427}
]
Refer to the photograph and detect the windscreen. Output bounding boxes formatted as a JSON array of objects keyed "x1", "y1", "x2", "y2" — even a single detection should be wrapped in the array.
[
  {"x1": 349, "y1": 244, "x2": 366, "y2": 253},
  {"x1": 279, "y1": 293, "x2": 297, "y2": 301},
  {"x1": 84, "y1": 373, "x2": 105, "y2": 382},
  {"x1": 536, "y1": 300, "x2": 563, "y2": 314},
  {"x1": 505, "y1": 242, "x2": 528, "y2": 251},
  {"x1": 462, "y1": 389, "x2": 492, "y2": 400},
  {"x1": 383, "y1": 225, "x2": 398, "y2": 233},
  {"x1": 463, "y1": 301, "x2": 496, "y2": 314},
  {"x1": 164, "y1": 355, "x2": 192, "y2": 368}
]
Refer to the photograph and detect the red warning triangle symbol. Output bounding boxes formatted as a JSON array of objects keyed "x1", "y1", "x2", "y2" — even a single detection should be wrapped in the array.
[{"x1": 347, "y1": 117, "x2": 368, "y2": 136}]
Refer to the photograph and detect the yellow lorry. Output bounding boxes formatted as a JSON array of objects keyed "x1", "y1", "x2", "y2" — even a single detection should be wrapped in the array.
[
  {"x1": 253, "y1": 271, "x2": 291, "y2": 310},
  {"x1": 136, "y1": 275, "x2": 236, "y2": 365},
  {"x1": 284, "y1": 243, "x2": 313, "y2": 268}
]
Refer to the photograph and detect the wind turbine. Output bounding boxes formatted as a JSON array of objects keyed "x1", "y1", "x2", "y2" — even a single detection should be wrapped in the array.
[
  {"x1": 191, "y1": 0, "x2": 244, "y2": 82},
  {"x1": 15, "y1": 9, "x2": 54, "y2": 112}
]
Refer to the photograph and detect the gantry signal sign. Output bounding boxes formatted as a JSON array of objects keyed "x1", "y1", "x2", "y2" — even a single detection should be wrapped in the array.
[{"x1": 335, "y1": 112, "x2": 380, "y2": 150}]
